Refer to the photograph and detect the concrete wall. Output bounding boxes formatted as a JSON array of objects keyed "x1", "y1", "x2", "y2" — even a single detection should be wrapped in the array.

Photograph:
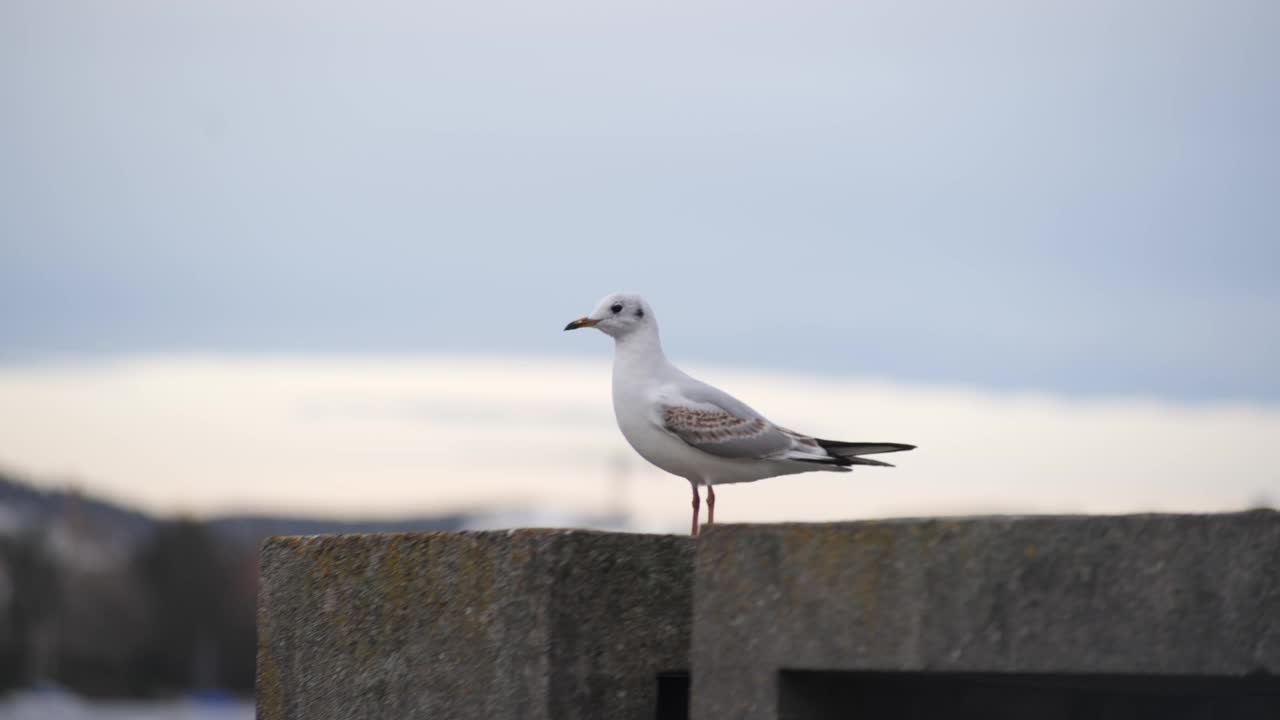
[
  {"x1": 257, "y1": 512, "x2": 1279, "y2": 719},
  {"x1": 691, "y1": 512, "x2": 1280, "y2": 719},
  {"x1": 257, "y1": 530, "x2": 692, "y2": 720}
]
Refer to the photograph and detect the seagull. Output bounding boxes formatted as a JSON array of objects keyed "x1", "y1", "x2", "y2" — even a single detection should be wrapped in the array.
[{"x1": 564, "y1": 292, "x2": 915, "y2": 536}]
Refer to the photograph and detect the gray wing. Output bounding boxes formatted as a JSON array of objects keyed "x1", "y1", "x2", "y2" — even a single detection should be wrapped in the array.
[{"x1": 655, "y1": 378, "x2": 829, "y2": 462}]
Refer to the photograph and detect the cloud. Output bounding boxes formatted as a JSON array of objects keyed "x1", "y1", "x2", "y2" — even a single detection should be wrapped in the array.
[{"x1": 0, "y1": 354, "x2": 1274, "y2": 531}]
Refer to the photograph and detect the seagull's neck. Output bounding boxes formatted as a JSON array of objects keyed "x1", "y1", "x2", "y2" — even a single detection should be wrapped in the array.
[{"x1": 611, "y1": 324, "x2": 668, "y2": 377}]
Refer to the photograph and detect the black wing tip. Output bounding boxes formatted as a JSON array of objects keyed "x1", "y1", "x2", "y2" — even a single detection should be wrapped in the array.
[
  {"x1": 815, "y1": 440, "x2": 917, "y2": 455},
  {"x1": 792, "y1": 457, "x2": 855, "y2": 471},
  {"x1": 849, "y1": 456, "x2": 895, "y2": 467}
]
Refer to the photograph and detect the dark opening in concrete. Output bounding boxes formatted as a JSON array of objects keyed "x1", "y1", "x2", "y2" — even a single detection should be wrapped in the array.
[
  {"x1": 656, "y1": 671, "x2": 689, "y2": 720},
  {"x1": 778, "y1": 670, "x2": 1280, "y2": 720}
]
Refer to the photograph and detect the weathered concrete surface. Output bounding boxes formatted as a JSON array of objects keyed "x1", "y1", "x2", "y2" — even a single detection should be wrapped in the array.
[
  {"x1": 257, "y1": 530, "x2": 692, "y2": 720},
  {"x1": 691, "y1": 512, "x2": 1280, "y2": 720}
]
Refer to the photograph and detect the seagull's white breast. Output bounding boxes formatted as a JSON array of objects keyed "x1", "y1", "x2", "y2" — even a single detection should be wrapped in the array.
[{"x1": 611, "y1": 367, "x2": 687, "y2": 474}]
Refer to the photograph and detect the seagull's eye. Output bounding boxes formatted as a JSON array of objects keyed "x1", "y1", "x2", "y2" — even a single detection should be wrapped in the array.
[{"x1": 610, "y1": 303, "x2": 623, "y2": 314}]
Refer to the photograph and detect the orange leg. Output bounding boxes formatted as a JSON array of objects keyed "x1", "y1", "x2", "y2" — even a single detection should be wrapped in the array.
[
  {"x1": 707, "y1": 485, "x2": 716, "y2": 527},
  {"x1": 690, "y1": 485, "x2": 701, "y2": 537}
]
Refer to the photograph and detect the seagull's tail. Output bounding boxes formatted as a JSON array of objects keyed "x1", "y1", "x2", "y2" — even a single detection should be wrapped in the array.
[{"x1": 814, "y1": 440, "x2": 916, "y2": 468}]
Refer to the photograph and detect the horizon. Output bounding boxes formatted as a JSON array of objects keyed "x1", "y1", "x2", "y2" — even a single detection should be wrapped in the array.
[{"x1": 2, "y1": 352, "x2": 1275, "y2": 532}]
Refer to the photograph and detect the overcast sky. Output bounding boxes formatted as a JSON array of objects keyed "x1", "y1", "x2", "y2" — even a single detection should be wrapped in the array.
[{"x1": 3, "y1": 0, "x2": 1279, "y2": 402}]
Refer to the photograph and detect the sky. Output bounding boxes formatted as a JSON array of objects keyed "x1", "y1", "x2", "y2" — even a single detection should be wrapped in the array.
[{"x1": 1, "y1": 1, "x2": 1277, "y2": 525}]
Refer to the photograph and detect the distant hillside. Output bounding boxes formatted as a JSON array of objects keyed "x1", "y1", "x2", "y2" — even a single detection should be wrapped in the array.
[
  {"x1": 0, "y1": 470, "x2": 155, "y2": 542},
  {"x1": 0, "y1": 471, "x2": 632, "y2": 548}
]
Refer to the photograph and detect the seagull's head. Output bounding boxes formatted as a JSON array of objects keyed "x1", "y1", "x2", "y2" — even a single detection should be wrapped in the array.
[{"x1": 563, "y1": 292, "x2": 654, "y2": 339}]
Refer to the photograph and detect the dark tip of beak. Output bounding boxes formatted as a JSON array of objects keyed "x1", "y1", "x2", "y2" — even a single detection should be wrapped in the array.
[{"x1": 564, "y1": 317, "x2": 597, "y2": 331}]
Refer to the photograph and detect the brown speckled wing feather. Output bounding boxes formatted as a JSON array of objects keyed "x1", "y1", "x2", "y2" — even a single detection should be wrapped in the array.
[
  {"x1": 661, "y1": 406, "x2": 767, "y2": 442},
  {"x1": 659, "y1": 404, "x2": 794, "y2": 459}
]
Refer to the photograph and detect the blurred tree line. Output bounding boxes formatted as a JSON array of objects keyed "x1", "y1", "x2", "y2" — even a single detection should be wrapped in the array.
[
  {"x1": 0, "y1": 517, "x2": 257, "y2": 698},
  {"x1": 0, "y1": 473, "x2": 469, "y2": 698}
]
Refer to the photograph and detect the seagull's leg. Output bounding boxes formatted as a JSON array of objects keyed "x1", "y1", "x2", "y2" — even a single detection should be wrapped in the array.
[
  {"x1": 690, "y1": 482, "x2": 701, "y2": 537},
  {"x1": 706, "y1": 484, "x2": 716, "y2": 527}
]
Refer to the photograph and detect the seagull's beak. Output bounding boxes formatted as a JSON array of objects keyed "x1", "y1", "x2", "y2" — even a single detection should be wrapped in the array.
[{"x1": 563, "y1": 317, "x2": 599, "y2": 331}]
